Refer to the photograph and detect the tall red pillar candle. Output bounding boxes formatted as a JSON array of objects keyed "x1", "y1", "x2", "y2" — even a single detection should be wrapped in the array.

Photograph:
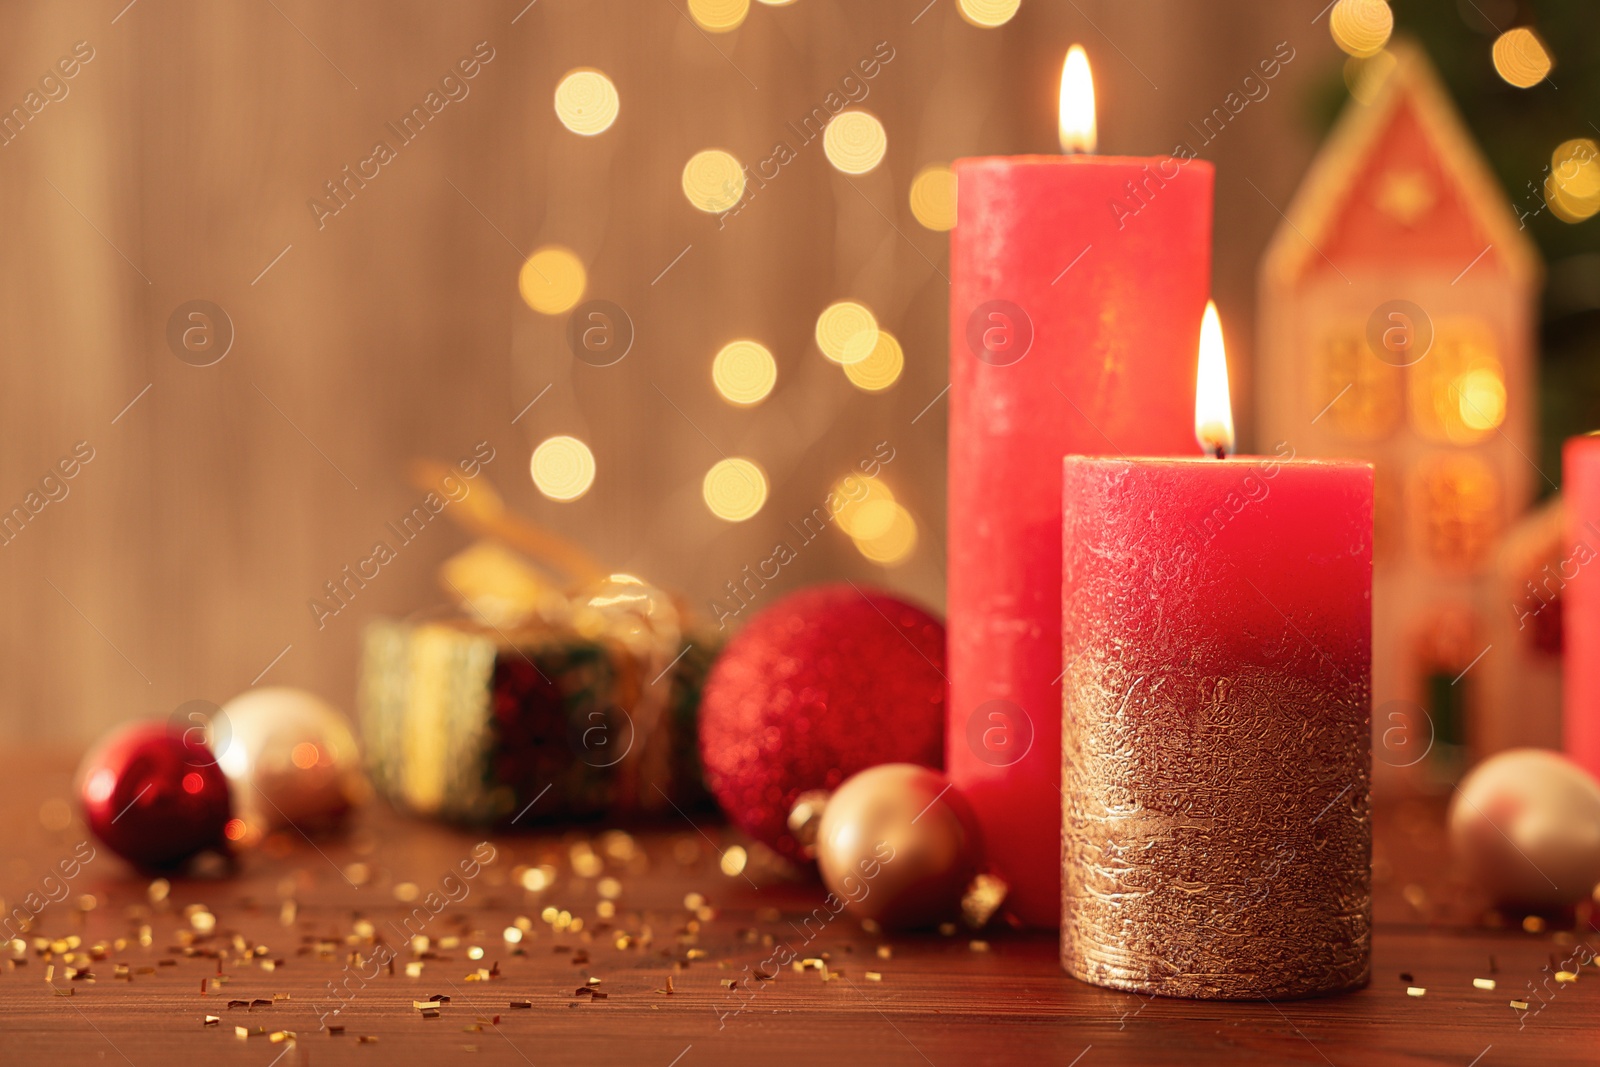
[
  {"x1": 1564, "y1": 435, "x2": 1600, "y2": 779},
  {"x1": 947, "y1": 57, "x2": 1213, "y2": 927},
  {"x1": 1059, "y1": 452, "x2": 1373, "y2": 999}
]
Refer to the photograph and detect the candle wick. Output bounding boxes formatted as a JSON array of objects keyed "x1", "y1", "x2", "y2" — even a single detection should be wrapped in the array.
[{"x1": 1212, "y1": 444, "x2": 1226, "y2": 460}]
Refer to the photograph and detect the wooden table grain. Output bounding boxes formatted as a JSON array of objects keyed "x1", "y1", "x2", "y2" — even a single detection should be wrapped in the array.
[{"x1": 0, "y1": 752, "x2": 1590, "y2": 1067}]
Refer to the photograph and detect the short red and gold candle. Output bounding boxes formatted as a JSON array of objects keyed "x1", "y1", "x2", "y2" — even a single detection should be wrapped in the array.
[
  {"x1": 1060, "y1": 304, "x2": 1373, "y2": 999},
  {"x1": 948, "y1": 46, "x2": 1213, "y2": 929}
]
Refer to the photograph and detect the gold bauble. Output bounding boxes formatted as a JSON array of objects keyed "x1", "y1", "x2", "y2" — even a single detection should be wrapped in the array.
[
  {"x1": 213, "y1": 687, "x2": 369, "y2": 845},
  {"x1": 814, "y1": 763, "x2": 981, "y2": 929},
  {"x1": 1449, "y1": 748, "x2": 1600, "y2": 908}
]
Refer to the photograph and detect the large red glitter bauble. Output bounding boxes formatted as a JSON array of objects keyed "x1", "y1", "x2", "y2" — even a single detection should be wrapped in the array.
[
  {"x1": 699, "y1": 583, "x2": 945, "y2": 859},
  {"x1": 77, "y1": 721, "x2": 232, "y2": 870}
]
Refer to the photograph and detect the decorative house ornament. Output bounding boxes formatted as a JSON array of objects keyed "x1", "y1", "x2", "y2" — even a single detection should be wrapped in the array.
[{"x1": 1257, "y1": 40, "x2": 1541, "y2": 788}]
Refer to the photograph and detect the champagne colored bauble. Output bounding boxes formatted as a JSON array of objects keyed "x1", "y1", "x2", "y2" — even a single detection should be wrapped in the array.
[
  {"x1": 213, "y1": 687, "x2": 368, "y2": 843},
  {"x1": 699, "y1": 584, "x2": 946, "y2": 859},
  {"x1": 1448, "y1": 748, "x2": 1600, "y2": 908},
  {"x1": 815, "y1": 763, "x2": 982, "y2": 929},
  {"x1": 77, "y1": 721, "x2": 232, "y2": 870}
]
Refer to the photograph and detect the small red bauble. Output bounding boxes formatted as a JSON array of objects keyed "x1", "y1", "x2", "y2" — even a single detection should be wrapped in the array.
[
  {"x1": 699, "y1": 583, "x2": 945, "y2": 859},
  {"x1": 77, "y1": 721, "x2": 232, "y2": 870}
]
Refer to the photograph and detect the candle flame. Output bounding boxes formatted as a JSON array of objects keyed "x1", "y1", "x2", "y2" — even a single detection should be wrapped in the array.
[
  {"x1": 1058, "y1": 45, "x2": 1097, "y2": 155},
  {"x1": 1194, "y1": 300, "x2": 1235, "y2": 458}
]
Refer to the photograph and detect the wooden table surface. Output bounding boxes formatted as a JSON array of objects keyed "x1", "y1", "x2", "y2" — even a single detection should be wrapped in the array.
[{"x1": 0, "y1": 751, "x2": 1591, "y2": 1067}]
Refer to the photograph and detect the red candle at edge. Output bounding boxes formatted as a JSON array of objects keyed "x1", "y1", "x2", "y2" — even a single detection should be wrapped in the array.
[
  {"x1": 1564, "y1": 435, "x2": 1600, "y2": 778},
  {"x1": 947, "y1": 50, "x2": 1213, "y2": 927}
]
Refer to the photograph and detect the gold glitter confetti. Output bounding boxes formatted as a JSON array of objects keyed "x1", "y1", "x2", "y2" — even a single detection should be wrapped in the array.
[
  {"x1": 394, "y1": 882, "x2": 420, "y2": 903},
  {"x1": 1406, "y1": 986, "x2": 1425, "y2": 997},
  {"x1": 571, "y1": 843, "x2": 605, "y2": 878},
  {"x1": 909, "y1": 165, "x2": 957, "y2": 231},
  {"x1": 554, "y1": 69, "x2": 619, "y2": 135},
  {"x1": 1510, "y1": 999, "x2": 1530, "y2": 1010},
  {"x1": 843, "y1": 330, "x2": 904, "y2": 393},
  {"x1": 702, "y1": 458, "x2": 767, "y2": 522},
  {"x1": 865, "y1": 971, "x2": 883, "y2": 981},
  {"x1": 1473, "y1": 978, "x2": 1496, "y2": 990},
  {"x1": 682, "y1": 149, "x2": 745, "y2": 213},
  {"x1": 518, "y1": 246, "x2": 586, "y2": 315},
  {"x1": 530, "y1": 436, "x2": 596, "y2": 502},
  {"x1": 957, "y1": 0, "x2": 1020, "y2": 27},
  {"x1": 719, "y1": 845, "x2": 748, "y2": 877},
  {"x1": 601, "y1": 830, "x2": 637, "y2": 861},
  {"x1": 822, "y1": 111, "x2": 887, "y2": 175},
  {"x1": 962, "y1": 872, "x2": 1009, "y2": 929},
  {"x1": 815, "y1": 301, "x2": 879, "y2": 365},
  {"x1": 1557, "y1": 971, "x2": 1579, "y2": 983},
  {"x1": 712, "y1": 341, "x2": 777, "y2": 406},
  {"x1": 688, "y1": 0, "x2": 748, "y2": 32}
]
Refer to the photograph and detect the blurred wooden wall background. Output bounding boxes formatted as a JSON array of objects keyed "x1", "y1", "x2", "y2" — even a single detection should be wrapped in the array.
[{"x1": 0, "y1": 0, "x2": 1340, "y2": 742}]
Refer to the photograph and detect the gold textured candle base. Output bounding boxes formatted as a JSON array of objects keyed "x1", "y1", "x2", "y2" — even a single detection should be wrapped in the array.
[{"x1": 1061, "y1": 664, "x2": 1371, "y2": 1000}]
